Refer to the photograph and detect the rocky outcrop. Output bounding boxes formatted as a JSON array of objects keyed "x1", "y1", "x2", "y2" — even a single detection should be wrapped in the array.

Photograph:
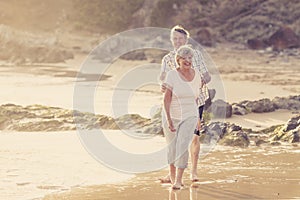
[
  {"x1": 142, "y1": 107, "x2": 163, "y2": 135},
  {"x1": 201, "y1": 122, "x2": 250, "y2": 147},
  {"x1": 202, "y1": 115, "x2": 300, "y2": 147},
  {"x1": 270, "y1": 115, "x2": 300, "y2": 143},
  {"x1": 232, "y1": 95, "x2": 300, "y2": 116},
  {"x1": 209, "y1": 99, "x2": 232, "y2": 118},
  {"x1": 204, "y1": 89, "x2": 216, "y2": 110},
  {"x1": 267, "y1": 27, "x2": 300, "y2": 50},
  {"x1": 144, "y1": 112, "x2": 250, "y2": 147},
  {"x1": 0, "y1": 104, "x2": 149, "y2": 132},
  {"x1": 1, "y1": 103, "x2": 299, "y2": 147},
  {"x1": 272, "y1": 95, "x2": 300, "y2": 110},
  {"x1": 120, "y1": 50, "x2": 147, "y2": 61},
  {"x1": 232, "y1": 103, "x2": 249, "y2": 115},
  {"x1": 194, "y1": 28, "x2": 216, "y2": 47},
  {"x1": 141, "y1": 95, "x2": 299, "y2": 122},
  {"x1": 247, "y1": 38, "x2": 268, "y2": 50},
  {"x1": 247, "y1": 27, "x2": 300, "y2": 51},
  {"x1": 0, "y1": 25, "x2": 73, "y2": 63},
  {"x1": 243, "y1": 98, "x2": 276, "y2": 113}
]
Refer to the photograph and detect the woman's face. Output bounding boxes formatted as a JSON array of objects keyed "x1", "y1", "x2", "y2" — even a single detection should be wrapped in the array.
[
  {"x1": 171, "y1": 31, "x2": 188, "y2": 50},
  {"x1": 178, "y1": 54, "x2": 193, "y2": 69}
]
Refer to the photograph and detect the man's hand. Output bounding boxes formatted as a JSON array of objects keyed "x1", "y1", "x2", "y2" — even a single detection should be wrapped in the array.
[{"x1": 161, "y1": 83, "x2": 167, "y2": 93}]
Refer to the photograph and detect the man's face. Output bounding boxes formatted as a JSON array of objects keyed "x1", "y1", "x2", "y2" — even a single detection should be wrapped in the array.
[{"x1": 171, "y1": 31, "x2": 187, "y2": 50}]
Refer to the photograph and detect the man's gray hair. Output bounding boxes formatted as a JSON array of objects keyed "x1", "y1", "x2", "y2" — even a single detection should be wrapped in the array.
[{"x1": 170, "y1": 25, "x2": 190, "y2": 39}]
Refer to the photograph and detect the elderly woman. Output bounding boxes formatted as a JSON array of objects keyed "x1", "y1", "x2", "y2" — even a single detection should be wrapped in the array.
[{"x1": 162, "y1": 45, "x2": 202, "y2": 189}]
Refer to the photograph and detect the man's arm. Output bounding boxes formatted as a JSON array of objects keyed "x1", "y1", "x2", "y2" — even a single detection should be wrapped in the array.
[
  {"x1": 202, "y1": 71, "x2": 211, "y2": 84},
  {"x1": 193, "y1": 50, "x2": 211, "y2": 84},
  {"x1": 160, "y1": 56, "x2": 169, "y2": 92},
  {"x1": 160, "y1": 56, "x2": 168, "y2": 82}
]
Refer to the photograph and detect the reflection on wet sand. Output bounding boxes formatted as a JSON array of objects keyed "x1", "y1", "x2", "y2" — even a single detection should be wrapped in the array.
[
  {"x1": 43, "y1": 144, "x2": 300, "y2": 200},
  {"x1": 169, "y1": 183, "x2": 260, "y2": 200}
]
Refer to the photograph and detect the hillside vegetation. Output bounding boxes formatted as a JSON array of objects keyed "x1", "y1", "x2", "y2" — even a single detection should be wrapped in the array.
[{"x1": 0, "y1": 0, "x2": 299, "y2": 45}]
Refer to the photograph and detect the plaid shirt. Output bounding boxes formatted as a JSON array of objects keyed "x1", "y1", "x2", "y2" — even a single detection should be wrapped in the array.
[{"x1": 160, "y1": 49, "x2": 209, "y2": 106}]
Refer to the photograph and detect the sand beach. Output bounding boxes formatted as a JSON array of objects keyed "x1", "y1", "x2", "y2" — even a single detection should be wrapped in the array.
[
  {"x1": 1, "y1": 42, "x2": 299, "y2": 199},
  {"x1": 1, "y1": 1, "x2": 300, "y2": 199}
]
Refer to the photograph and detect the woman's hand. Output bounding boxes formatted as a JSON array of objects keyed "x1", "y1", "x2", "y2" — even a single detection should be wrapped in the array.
[{"x1": 167, "y1": 118, "x2": 176, "y2": 132}]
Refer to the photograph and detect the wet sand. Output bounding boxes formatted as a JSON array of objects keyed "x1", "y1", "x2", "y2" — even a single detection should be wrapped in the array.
[
  {"x1": 0, "y1": 131, "x2": 134, "y2": 200},
  {"x1": 43, "y1": 145, "x2": 300, "y2": 200},
  {"x1": 225, "y1": 109, "x2": 296, "y2": 131}
]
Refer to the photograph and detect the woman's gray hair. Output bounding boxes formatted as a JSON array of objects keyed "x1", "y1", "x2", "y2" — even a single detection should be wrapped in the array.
[{"x1": 175, "y1": 45, "x2": 194, "y2": 65}]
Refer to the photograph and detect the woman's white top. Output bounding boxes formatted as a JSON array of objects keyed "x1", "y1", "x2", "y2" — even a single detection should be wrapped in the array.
[{"x1": 164, "y1": 69, "x2": 202, "y2": 121}]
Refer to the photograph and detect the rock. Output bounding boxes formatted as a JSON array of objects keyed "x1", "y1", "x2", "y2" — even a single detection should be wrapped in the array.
[
  {"x1": 0, "y1": 116, "x2": 10, "y2": 130},
  {"x1": 8, "y1": 120, "x2": 70, "y2": 132},
  {"x1": 218, "y1": 123, "x2": 250, "y2": 147},
  {"x1": 194, "y1": 28, "x2": 215, "y2": 47},
  {"x1": 1, "y1": 102, "x2": 298, "y2": 147},
  {"x1": 0, "y1": 25, "x2": 73, "y2": 64},
  {"x1": 204, "y1": 89, "x2": 216, "y2": 110},
  {"x1": 244, "y1": 98, "x2": 275, "y2": 113},
  {"x1": 145, "y1": 49, "x2": 167, "y2": 63},
  {"x1": 200, "y1": 122, "x2": 225, "y2": 144},
  {"x1": 203, "y1": 122, "x2": 255, "y2": 147},
  {"x1": 97, "y1": 116, "x2": 118, "y2": 129},
  {"x1": 270, "y1": 126, "x2": 285, "y2": 141},
  {"x1": 92, "y1": 35, "x2": 153, "y2": 63},
  {"x1": 120, "y1": 50, "x2": 147, "y2": 60},
  {"x1": 143, "y1": 121, "x2": 163, "y2": 135},
  {"x1": 270, "y1": 141, "x2": 281, "y2": 146},
  {"x1": 272, "y1": 95, "x2": 300, "y2": 110},
  {"x1": 211, "y1": 99, "x2": 232, "y2": 118},
  {"x1": 205, "y1": 122, "x2": 227, "y2": 138},
  {"x1": 143, "y1": 107, "x2": 163, "y2": 135},
  {"x1": 232, "y1": 103, "x2": 248, "y2": 115},
  {"x1": 255, "y1": 139, "x2": 268, "y2": 146},
  {"x1": 247, "y1": 27, "x2": 300, "y2": 51},
  {"x1": 286, "y1": 130, "x2": 300, "y2": 143},
  {"x1": 227, "y1": 124, "x2": 242, "y2": 132},
  {"x1": 247, "y1": 38, "x2": 268, "y2": 50},
  {"x1": 270, "y1": 115, "x2": 300, "y2": 143},
  {"x1": 219, "y1": 130, "x2": 250, "y2": 147},
  {"x1": 267, "y1": 26, "x2": 300, "y2": 50},
  {"x1": 115, "y1": 114, "x2": 151, "y2": 130},
  {"x1": 234, "y1": 95, "x2": 300, "y2": 115},
  {"x1": 283, "y1": 115, "x2": 300, "y2": 132}
]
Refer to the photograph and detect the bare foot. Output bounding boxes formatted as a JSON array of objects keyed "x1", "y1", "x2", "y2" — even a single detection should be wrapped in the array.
[
  {"x1": 172, "y1": 183, "x2": 182, "y2": 190},
  {"x1": 190, "y1": 174, "x2": 199, "y2": 182},
  {"x1": 158, "y1": 175, "x2": 171, "y2": 184}
]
